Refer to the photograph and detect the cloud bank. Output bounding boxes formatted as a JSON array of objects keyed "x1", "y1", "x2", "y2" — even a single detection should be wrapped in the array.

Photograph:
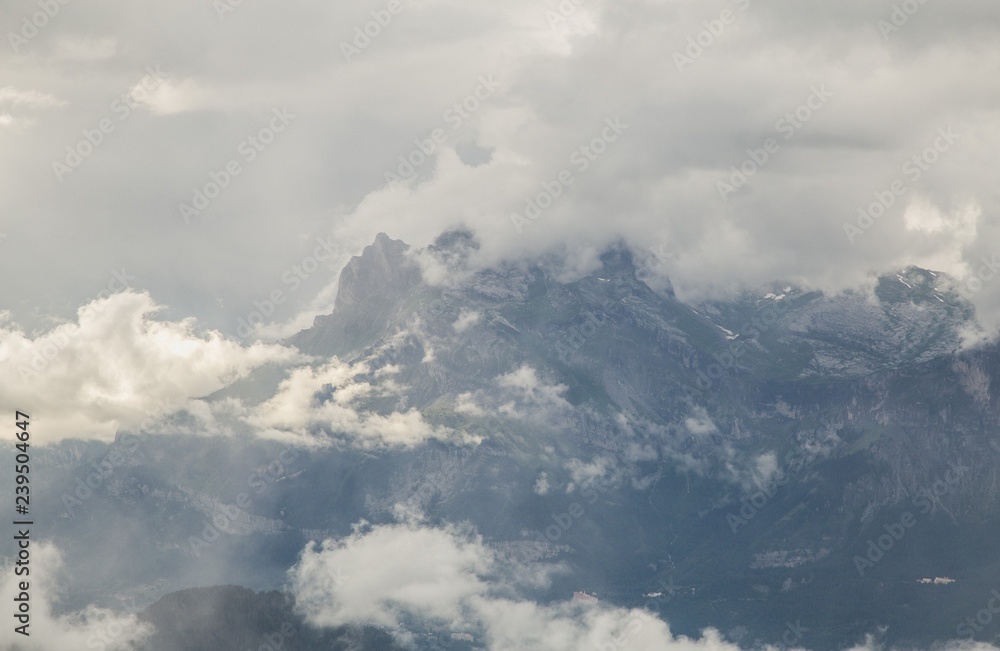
[
  {"x1": 0, "y1": 291, "x2": 297, "y2": 443},
  {"x1": 0, "y1": 542, "x2": 151, "y2": 650},
  {"x1": 289, "y1": 519, "x2": 1000, "y2": 651},
  {"x1": 1, "y1": 0, "x2": 998, "y2": 340}
]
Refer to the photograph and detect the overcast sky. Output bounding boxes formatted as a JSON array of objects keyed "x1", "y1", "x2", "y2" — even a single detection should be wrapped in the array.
[
  {"x1": 2, "y1": 0, "x2": 999, "y2": 338},
  {"x1": 4, "y1": 5, "x2": 1000, "y2": 647}
]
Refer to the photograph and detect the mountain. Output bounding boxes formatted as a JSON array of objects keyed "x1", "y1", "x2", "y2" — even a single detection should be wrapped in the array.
[
  {"x1": 14, "y1": 232, "x2": 1000, "y2": 650},
  {"x1": 134, "y1": 585, "x2": 401, "y2": 651},
  {"x1": 273, "y1": 232, "x2": 999, "y2": 648},
  {"x1": 290, "y1": 232, "x2": 421, "y2": 357}
]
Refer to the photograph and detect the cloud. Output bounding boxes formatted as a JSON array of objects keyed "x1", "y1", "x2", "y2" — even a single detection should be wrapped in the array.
[
  {"x1": 455, "y1": 391, "x2": 486, "y2": 416},
  {"x1": 469, "y1": 597, "x2": 736, "y2": 651},
  {"x1": 289, "y1": 519, "x2": 1000, "y2": 651},
  {"x1": 685, "y1": 406, "x2": 719, "y2": 436},
  {"x1": 0, "y1": 86, "x2": 65, "y2": 131},
  {"x1": 316, "y1": 0, "x2": 1000, "y2": 338},
  {"x1": 0, "y1": 542, "x2": 151, "y2": 650},
  {"x1": 752, "y1": 451, "x2": 780, "y2": 489},
  {"x1": 453, "y1": 309, "x2": 481, "y2": 333},
  {"x1": 0, "y1": 87, "x2": 65, "y2": 109},
  {"x1": 2, "y1": 0, "x2": 1000, "y2": 343},
  {"x1": 49, "y1": 36, "x2": 118, "y2": 61},
  {"x1": 534, "y1": 471, "x2": 551, "y2": 496},
  {"x1": 566, "y1": 456, "x2": 619, "y2": 489},
  {"x1": 288, "y1": 519, "x2": 806, "y2": 651},
  {"x1": 496, "y1": 364, "x2": 572, "y2": 417},
  {"x1": 0, "y1": 291, "x2": 298, "y2": 444},
  {"x1": 244, "y1": 358, "x2": 481, "y2": 449},
  {"x1": 290, "y1": 521, "x2": 492, "y2": 629}
]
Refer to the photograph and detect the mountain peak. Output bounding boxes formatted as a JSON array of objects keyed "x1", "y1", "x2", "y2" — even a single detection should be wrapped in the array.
[
  {"x1": 874, "y1": 265, "x2": 967, "y2": 308},
  {"x1": 290, "y1": 233, "x2": 419, "y2": 356},
  {"x1": 598, "y1": 241, "x2": 637, "y2": 280},
  {"x1": 334, "y1": 233, "x2": 415, "y2": 311}
]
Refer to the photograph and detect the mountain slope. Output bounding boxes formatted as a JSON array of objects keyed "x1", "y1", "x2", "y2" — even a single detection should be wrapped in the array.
[{"x1": 17, "y1": 233, "x2": 1000, "y2": 651}]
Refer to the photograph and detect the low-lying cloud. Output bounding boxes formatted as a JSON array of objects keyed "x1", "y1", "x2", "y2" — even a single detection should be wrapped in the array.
[
  {"x1": 0, "y1": 291, "x2": 297, "y2": 444},
  {"x1": 245, "y1": 359, "x2": 480, "y2": 448},
  {"x1": 288, "y1": 519, "x2": 1000, "y2": 651},
  {"x1": 0, "y1": 542, "x2": 151, "y2": 650}
]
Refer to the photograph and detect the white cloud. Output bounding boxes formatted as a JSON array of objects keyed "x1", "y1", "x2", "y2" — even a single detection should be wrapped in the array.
[
  {"x1": 0, "y1": 112, "x2": 35, "y2": 129},
  {"x1": 0, "y1": 86, "x2": 64, "y2": 131},
  {"x1": 3, "y1": 0, "x2": 1000, "y2": 342},
  {"x1": 0, "y1": 87, "x2": 65, "y2": 109},
  {"x1": 0, "y1": 542, "x2": 151, "y2": 650},
  {"x1": 50, "y1": 37, "x2": 118, "y2": 61},
  {"x1": 455, "y1": 391, "x2": 486, "y2": 416},
  {"x1": 290, "y1": 522, "x2": 492, "y2": 629},
  {"x1": 0, "y1": 291, "x2": 298, "y2": 444},
  {"x1": 496, "y1": 364, "x2": 572, "y2": 417},
  {"x1": 534, "y1": 471, "x2": 551, "y2": 496},
  {"x1": 245, "y1": 358, "x2": 480, "y2": 449},
  {"x1": 469, "y1": 597, "x2": 734, "y2": 651},
  {"x1": 685, "y1": 407, "x2": 719, "y2": 436},
  {"x1": 289, "y1": 520, "x2": 814, "y2": 651},
  {"x1": 752, "y1": 451, "x2": 780, "y2": 489},
  {"x1": 290, "y1": 519, "x2": 1000, "y2": 651},
  {"x1": 566, "y1": 456, "x2": 619, "y2": 489},
  {"x1": 453, "y1": 309, "x2": 481, "y2": 333}
]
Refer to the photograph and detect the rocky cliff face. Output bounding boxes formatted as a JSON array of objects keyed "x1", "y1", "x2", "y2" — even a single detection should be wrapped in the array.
[
  {"x1": 276, "y1": 232, "x2": 1000, "y2": 647},
  {"x1": 22, "y1": 232, "x2": 1000, "y2": 650},
  {"x1": 290, "y1": 232, "x2": 421, "y2": 357}
]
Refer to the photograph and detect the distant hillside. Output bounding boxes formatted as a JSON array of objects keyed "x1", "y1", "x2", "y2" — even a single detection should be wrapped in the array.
[{"x1": 135, "y1": 585, "x2": 401, "y2": 651}]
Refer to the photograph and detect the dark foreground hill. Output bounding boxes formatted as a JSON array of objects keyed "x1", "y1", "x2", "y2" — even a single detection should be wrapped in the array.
[{"x1": 135, "y1": 585, "x2": 400, "y2": 651}]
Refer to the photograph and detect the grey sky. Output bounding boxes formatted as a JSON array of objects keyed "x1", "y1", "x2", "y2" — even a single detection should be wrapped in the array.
[{"x1": 1, "y1": 0, "x2": 999, "y2": 340}]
